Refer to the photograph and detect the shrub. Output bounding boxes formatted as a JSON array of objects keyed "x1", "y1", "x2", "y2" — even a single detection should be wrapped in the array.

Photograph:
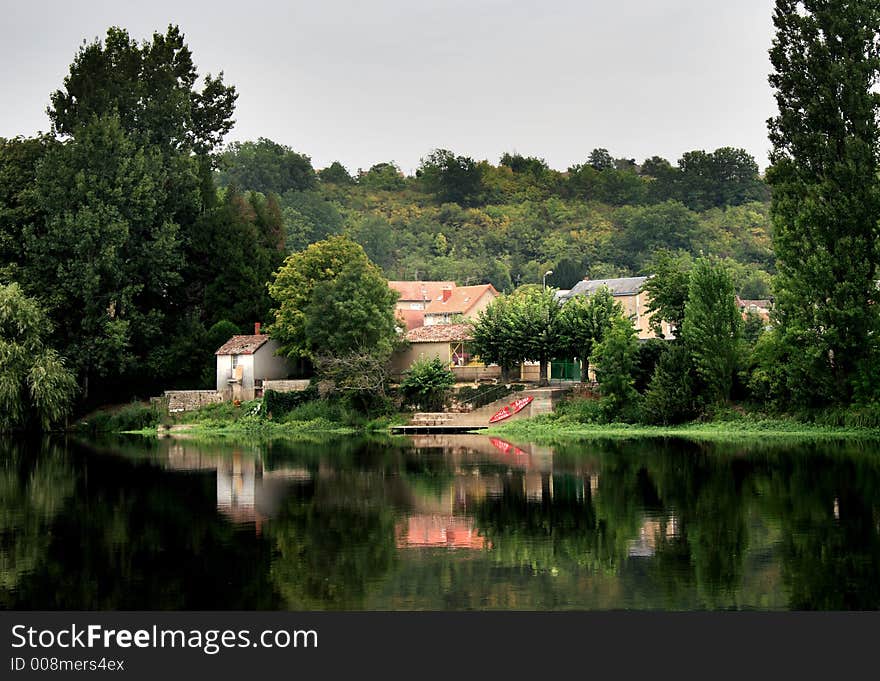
[
  {"x1": 641, "y1": 344, "x2": 702, "y2": 424},
  {"x1": 263, "y1": 385, "x2": 318, "y2": 417},
  {"x1": 553, "y1": 397, "x2": 604, "y2": 423},
  {"x1": 633, "y1": 338, "x2": 668, "y2": 393},
  {"x1": 400, "y1": 357, "x2": 456, "y2": 411},
  {"x1": 79, "y1": 402, "x2": 160, "y2": 433}
]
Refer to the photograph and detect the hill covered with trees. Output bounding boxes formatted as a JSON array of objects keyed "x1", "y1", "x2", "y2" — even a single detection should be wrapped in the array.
[{"x1": 216, "y1": 139, "x2": 775, "y2": 299}]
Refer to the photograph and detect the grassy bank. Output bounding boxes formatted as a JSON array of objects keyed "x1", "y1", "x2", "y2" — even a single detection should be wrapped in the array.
[
  {"x1": 80, "y1": 396, "x2": 409, "y2": 440},
  {"x1": 490, "y1": 413, "x2": 880, "y2": 442}
]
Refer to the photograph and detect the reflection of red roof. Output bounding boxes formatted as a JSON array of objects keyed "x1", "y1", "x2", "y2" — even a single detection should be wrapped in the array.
[
  {"x1": 405, "y1": 323, "x2": 474, "y2": 343},
  {"x1": 396, "y1": 515, "x2": 486, "y2": 550},
  {"x1": 215, "y1": 334, "x2": 269, "y2": 355},
  {"x1": 424, "y1": 284, "x2": 498, "y2": 316},
  {"x1": 388, "y1": 281, "x2": 456, "y2": 302}
]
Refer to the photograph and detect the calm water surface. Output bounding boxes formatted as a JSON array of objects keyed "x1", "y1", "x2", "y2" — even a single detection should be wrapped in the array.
[{"x1": 2, "y1": 433, "x2": 879, "y2": 610}]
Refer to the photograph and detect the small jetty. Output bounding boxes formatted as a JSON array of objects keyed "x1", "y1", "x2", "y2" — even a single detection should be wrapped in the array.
[{"x1": 390, "y1": 387, "x2": 568, "y2": 435}]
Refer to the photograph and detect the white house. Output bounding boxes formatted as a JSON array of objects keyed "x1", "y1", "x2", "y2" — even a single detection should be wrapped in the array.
[{"x1": 215, "y1": 325, "x2": 291, "y2": 401}]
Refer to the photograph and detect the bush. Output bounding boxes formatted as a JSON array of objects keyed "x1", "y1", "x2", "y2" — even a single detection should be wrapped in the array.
[
  {"x1": 641, "y1": 344, "x2": 703, "y2": 424},
  {"x1": 553, "y1": 397, "x2": 605, "y2": 423},
  {"x1": 633, "y1": 338, "x2": 668, "y2": 393},
  {"x1": 79, "y1": 402, "x2": 160, "y2": 433},
  {"x1": 400, "y1": 357, "x2": 456, "y2": 411},
  {"x1": 263, "y1": 385, "x2": 318, "y2": 417}
]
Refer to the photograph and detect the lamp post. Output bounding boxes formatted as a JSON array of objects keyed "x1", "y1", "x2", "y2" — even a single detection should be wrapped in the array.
[{"x1": 543, "y1": 270, "x2": 553, "y2": 290}]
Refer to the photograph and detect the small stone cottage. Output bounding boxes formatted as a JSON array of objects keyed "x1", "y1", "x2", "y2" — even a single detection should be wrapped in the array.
[{"x1": 215, "y1": 325, "x2": 291, "y2": 401}]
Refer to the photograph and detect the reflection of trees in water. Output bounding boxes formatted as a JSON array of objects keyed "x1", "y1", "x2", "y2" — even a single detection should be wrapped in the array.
[
  {"x1": 0, "y1": 439, "x2": 75, "y2": 603},
  {"x1": 267, "y1": 481, "x2": 397, "y2": 610},
  {"x1": 4, "y1": 439, "x2": 280, "y2": 609},
  {"x1": 755, "y1": 444, "x2": 880, "y2": 609}
]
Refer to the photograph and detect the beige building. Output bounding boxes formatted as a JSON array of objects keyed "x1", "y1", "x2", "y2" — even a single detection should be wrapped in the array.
[
  {"x1": 557, "y1": 276, "x2": 674, "y2": 340},
  {"x1": 390, "y1": 323, "x2": 500, "y2": 382},
  {"x1": 215, "y1": 329, "x2": 291, "y2": 401}
]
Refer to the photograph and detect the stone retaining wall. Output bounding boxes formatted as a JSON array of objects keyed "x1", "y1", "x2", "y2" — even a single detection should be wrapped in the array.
[
  {"x1": 262, "y1": 379, "x2": 311, "y2": 393},
  {"x1": 164, "y1": 390, "x2": 224, "y2": 413}
]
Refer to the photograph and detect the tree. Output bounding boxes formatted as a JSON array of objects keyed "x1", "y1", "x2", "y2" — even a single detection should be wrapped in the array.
[
  {"x1": 677, "y1": 148, "x2": 766, "y2": 211},
  {"x1": 358, "y1": 162, "x2": 406, "y2": 190},
  {"x1": 28, "y1": 113, "x2": 185, "y2": 394},
  {"x1": 558, "y1": 287, "x2": 623, "y2": 374},
  {"x1": 641, "y1": 344, "x2": 701, "y2": 424},
  {"x1": 268, "y1": 236, "x2": 399, "y2": 361},
  {"x1": 470, "y1": 287, "x2": 565, "y2": 385},
  {"x1": 642, "y1": 250, "x2": 694, "y2": 337},
  {"x1": 766, "y1": 0, "x2": 880, "y2": 404},
  {"x1": 417, "y1": 149, "x2": 484, "y2": 205},
  {"x1": 318, "y1": 161, "x2": 354, "y2": 185},
  {"x1": 680, "y1": 257, "x2": 742, "y2": 403},
  {"x1": 0, "y1": 283, "x2": 77, "y2": 431},
  {"x1": 588, "y1": 148, "x2": 615, "y2": 171},
  {"x1": 400, "y1": 357, "x2": 456, "y2": 411},
  {"x1": 613, "y1": 202, "x2": 701, "y2": 270},
  {"x1": 48, "y1": 25, "x2": 236, "y2": 156},
  {"x1": 589, "y1": 313, "x2": 639, "y2": 417},
  {"x1": 217, "y1": 138, "x2": 316, "y2": 194}
]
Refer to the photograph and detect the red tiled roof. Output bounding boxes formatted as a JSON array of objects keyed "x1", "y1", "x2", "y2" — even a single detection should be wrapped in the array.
[
  {"x1": 397, "y1": 309, "x2": 426, "y2": 331},
  {"x1": 405, "y1": 323, "x2": 474, "y2": 343},
  {"x1": 215, "y1": 334, "x2": 270, "y2": 355},
  {"x1": 388, "y1": 280, "x2": 456, "y2": 302},
  {"x1": 423, "y1": 284, "x2": 498, "y2": 316}
]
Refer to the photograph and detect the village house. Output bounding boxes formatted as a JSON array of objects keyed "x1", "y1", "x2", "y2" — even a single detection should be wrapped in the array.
[
  {"x1": 423, "y1": 284, "x2": 499, "y2": 326},
  {"x1": 388, "y1": 280, "x2": 456, "y2": 330},
  {"x1": 215, "y1": 324, "x2": 292, "y2": 401},
  {"x1": 556, "y1": 276, "x2": 675, "y2": 340},
  {"x1": 390, "y1": 322, "x2": 501, "y2": 382},
  {"x1": 737, "y1": 296, "x2": 772, "y2": 323},
  {"x1": 388, "y1": 281, "x2": 499, "y2": 329}
]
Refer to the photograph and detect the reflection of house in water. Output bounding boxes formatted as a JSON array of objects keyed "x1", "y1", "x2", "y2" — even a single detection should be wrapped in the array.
[
  {"x1": 627, "y1": 515, "x2": 680, "y2": 557},
  {"x1": 162, "y1": 443, "x2": 311, "y2": 530},
  {"x1": 396, "y1": 515, "x2": 487, "y2": 550}
]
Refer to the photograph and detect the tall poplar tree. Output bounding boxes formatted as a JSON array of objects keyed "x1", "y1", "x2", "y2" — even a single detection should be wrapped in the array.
[{"x1": 767, "y1": 0, "x2": 880, "y2": 403}]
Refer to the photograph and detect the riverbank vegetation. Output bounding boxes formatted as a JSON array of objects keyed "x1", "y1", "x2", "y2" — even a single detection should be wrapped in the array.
[{"x1": 3, "y1": 3, "x2": 880, "y2": 434}]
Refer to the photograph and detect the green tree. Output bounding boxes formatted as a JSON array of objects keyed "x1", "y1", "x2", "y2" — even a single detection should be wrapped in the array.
[
  {"x1": 471, "y1": 287, "x2": 565, "y2": 385},
  {"x1": 589, "y1": 313, "x2": 639, "y2": 418},
  {"x1": 681, "y1": 258, "x2": 742, "y2": 403},
  {"x1": 0, "y1": 283, "x2": 77, "y2": 431},
  {"x1": 766, "y1": 0, "x2": 880, "y2": 404},
  {"x1": 358, "y1": 162, "x2": 406, "y2": 191},
  {"x1": 642, "y1": 250, "x2": 694, "y2": 337},
  {"x1": 558, "y1": 287, "x2": 623, "y2": 374},
  {"x1": 318, "y1": 161, "x2": 354, "y2": 185},
  {"x1": 400, "y1": 357, "x2": 456, "y2": 411},
  {"x1": 268, "y1": 236, "x2": 398, "y2": 360},
  {"x1": 417, "y1": 149, "x2": 484, "y2": 206},
  {"x1": 217, "y1": 138, "x2": 316, "y2": 194}
]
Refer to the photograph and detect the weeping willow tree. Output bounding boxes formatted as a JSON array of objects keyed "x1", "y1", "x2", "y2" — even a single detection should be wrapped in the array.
[{"x1": 0, "y1": 283, "x2": 77, "y2": 431}]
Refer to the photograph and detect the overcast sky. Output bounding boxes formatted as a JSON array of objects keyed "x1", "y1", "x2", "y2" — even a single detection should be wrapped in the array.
[{"x1": 2, "y1": 0, "x2": 777, "y2": 173}]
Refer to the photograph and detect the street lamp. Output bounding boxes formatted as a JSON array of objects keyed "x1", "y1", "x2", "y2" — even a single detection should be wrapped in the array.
[{"x1": 543, "y1": 270, "x2": 553, "y2": 290}]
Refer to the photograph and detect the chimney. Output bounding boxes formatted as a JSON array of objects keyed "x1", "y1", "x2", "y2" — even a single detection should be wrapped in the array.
[
  {"x1": 254, "y1": 322, "x2": 262, "y2": 335},
  {"x1": 442, "y1": 286, "x2": 453, "y2": 303}
]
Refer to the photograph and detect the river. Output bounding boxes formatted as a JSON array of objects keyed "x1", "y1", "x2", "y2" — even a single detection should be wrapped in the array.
[{"x1": 1, "y1": 433, "x2": 879, "y2": 609}]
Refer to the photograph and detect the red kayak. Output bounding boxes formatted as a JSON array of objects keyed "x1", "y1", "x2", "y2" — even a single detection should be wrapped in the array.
[{"x1": 488, "y1": 396, "x2": 533, "y2": 424}]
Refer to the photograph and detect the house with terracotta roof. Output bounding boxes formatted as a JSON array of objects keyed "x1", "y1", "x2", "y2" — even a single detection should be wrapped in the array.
[
  {"x1": 423, "y1": 284, "x2": 499, "y2": 326},
  {"x1": 390, "y1": 322, "x2": 501, "y2": 382},
  {"x1": 215, "y1": 323, "x2": 291, "y2": 401},
  {"x1": 388, "y1": 280, "x2": 456, "y2": 330}
]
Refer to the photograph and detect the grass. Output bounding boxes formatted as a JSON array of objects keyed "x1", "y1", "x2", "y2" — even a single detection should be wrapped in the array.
[{"x1": 490, "y1": 412, "x2": 880, "y2": 443}]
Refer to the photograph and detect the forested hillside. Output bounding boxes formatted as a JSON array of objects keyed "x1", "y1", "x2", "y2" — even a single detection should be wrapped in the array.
[{"x1": 217, "y1": 140, "x2": 774, "y2": 298}]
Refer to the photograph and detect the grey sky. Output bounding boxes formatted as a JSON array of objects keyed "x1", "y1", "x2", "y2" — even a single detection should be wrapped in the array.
[{"x1": 2, "y1": 0, "x2": 777, "y2": 173}]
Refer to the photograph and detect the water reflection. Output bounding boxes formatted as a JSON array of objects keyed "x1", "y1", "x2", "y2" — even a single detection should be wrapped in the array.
[{"x1": 1, "y1": 434, "x2": 879, "y2": 610}]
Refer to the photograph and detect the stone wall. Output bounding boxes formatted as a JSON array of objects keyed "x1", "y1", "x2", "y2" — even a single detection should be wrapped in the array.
[
  {"x1": 262, "y1": 379, "x2": 311, "y2": 393},
  {"x1": 164, "y1": 390, "x2": 224, "y2": 413}
]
